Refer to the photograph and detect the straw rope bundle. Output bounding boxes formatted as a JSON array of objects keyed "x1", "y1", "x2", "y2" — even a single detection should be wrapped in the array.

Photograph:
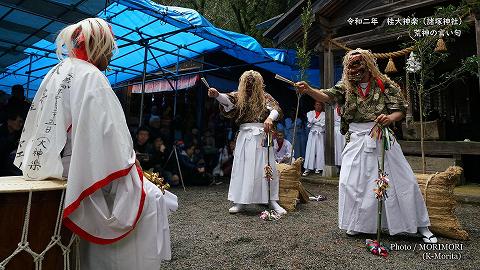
[
  {"x1": 416, "y1": 166, "x2": 469, "y2": 240},
  {"x1": 276, "y1": 158, "x2": 309, "y2": 212}
]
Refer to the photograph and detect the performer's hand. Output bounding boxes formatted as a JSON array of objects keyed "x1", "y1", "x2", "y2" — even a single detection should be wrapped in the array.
[
  {"x1": 264, "y1": 117, "x2": 273, "y2": 133},
  {"x1": 375, "y1": 114, "x2": 393, "y2": 126},
  {"x1": 295, "y1": 81, "x2": 312, "y2": 95},
  {"x1": 135, "y1": 158, "x2": 142, "y2": 171},
  {"x1": 207, "y1": 88, "x2": 219, "y2": 98}
]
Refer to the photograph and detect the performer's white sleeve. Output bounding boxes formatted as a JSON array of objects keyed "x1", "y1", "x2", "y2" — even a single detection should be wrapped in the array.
[
  {"x1": 268, "y1": 109, "x2": 279, "y2": 121},
  {"x1": 216, "y1": 93, "x2": 234, "y2": 112},
  {"x1": 285, "y1": 142, "x2": 292, "y2": 158}
]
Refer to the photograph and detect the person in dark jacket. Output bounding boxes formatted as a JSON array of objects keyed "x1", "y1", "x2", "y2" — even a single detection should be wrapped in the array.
[{"x1": 0, "y1": 110, "x2": 24, "y2": 176}]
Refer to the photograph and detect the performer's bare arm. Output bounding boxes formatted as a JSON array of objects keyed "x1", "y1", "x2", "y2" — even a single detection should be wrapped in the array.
[
  {"x1": 375, "y1": 111, "x2": 404, "y2": 126},
  {"x1": 295, "y1": 81, "x2": 332, "y2": 103}
]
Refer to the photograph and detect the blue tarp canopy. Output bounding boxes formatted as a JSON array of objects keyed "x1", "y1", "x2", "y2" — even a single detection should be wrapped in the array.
[{"x1": 0, "y1": 0, "x2": 320, "y2": 99}]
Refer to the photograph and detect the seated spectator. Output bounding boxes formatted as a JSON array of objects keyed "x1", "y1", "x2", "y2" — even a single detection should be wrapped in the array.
[
  {"x1": 213, "y1": 140, "x2": 235, "y2": 177},
  {"x1": 133, "y1": 126, "x2": 154, "y2": 168},
  {"x1": 178, "y1": 144, "x2": 212, "y2": 186},
  {"x1": 148, "y1": 115, "x2": 162, "y2": 141},
  {"x1": 0, "y1": 110, "x2": 24, "y2": 176},
  {"x1": 149, "y1": 137, "x2": 180, "y2": 186},
  {"x1": 201, "y1": 129, "x2": 217, "y2": 172},
  {"x1": 273, "y1": 130, "x2": 292, "y2": 164},
  {"x1": 6, "y1": 84, "x2": 31, "y2": 120},
  {"x1": 202, "y1": 130, "x2": 216, "y2": 154},
  {"x1": 184, "y1": 127, "x2": 199, "y2": 146}
]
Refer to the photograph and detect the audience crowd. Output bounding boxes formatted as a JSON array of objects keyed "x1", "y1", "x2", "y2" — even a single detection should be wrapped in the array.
[{"x1": 0, "y1": 84, "x2": 332, "y2": 184}]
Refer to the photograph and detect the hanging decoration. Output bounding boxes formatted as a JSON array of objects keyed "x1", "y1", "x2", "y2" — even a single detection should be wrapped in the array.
[
  {"x1": 434, "y1": 33, "x2": 448, "y2": 52},
  {"x1": 329, "y1": 39, "x2": 414, "y2": 75},
  {"x1": 406, "y1": 52, "x2": 421, "y2": 73},
  {"x1": 260, "y1": 131, "x2": 281, "y2": 221},
  {"x1": 385, "y1": 57, "x2": 398, "y2": 74},
  {"x1": 365, "y1": 124, "x2": 395, "y2": 257}
]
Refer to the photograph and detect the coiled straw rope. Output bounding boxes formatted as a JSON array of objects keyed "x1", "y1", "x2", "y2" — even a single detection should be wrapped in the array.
[{"x1": 329, "y1": 39, "x2": 414, "y2": 59}]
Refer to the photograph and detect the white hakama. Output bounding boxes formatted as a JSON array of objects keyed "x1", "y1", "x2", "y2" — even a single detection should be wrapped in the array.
[
  {"x1": 334, "y1": 111, "x2": 345, "y2": 166},
  {"x1": 80, "y1": 181, "x2": 177, "y2": 269},
  {"x1": 304, "y1": 111, "x2": 325, "y2": 171},
  {"x1": 338, "y1": 122, "x2": 430, "y2": 235},
  {"x1": 228, "y1": 123, "x2": 279, "y2": 204}
]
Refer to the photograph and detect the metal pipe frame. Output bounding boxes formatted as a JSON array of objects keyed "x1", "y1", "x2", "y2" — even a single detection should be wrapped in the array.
[
  {"x1": 138, "y1": 45, "x2": 149, "y2": 127},
  {"x1": 0, "y1": 0, "x2": 286, "y2": 101},
  {"x1": 0, "y1": 0, "x2": 89, "y2": 60}
]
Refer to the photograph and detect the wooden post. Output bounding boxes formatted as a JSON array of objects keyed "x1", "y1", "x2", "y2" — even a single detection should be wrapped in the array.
[
  {"x1": 323, "y1": 40, "x2": 336, "y2": 177},
  {"x1": 475, "y1": 16, "x2": 480, "y2": 94}
]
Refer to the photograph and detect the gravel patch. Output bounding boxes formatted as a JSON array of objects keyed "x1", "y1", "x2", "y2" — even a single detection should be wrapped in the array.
[{"x1": 162, "y1": 182, "x2": 479, "y2": 270}]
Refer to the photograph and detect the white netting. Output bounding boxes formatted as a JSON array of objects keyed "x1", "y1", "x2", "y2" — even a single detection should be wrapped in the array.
[{"x1": 0, "y1": 189, "x2": 79, "y2": 270}]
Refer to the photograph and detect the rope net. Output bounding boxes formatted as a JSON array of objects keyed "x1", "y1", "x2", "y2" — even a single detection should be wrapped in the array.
[{"x1": 0, "y1": 189, "x2": 79, "y2": 270}]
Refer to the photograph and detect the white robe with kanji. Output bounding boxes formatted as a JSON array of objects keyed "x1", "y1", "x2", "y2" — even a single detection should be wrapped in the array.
[{"x1": 14, "y1": 58, "x2": 177, "y2": 270}]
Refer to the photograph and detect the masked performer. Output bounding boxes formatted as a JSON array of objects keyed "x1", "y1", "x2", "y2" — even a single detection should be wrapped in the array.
[
  {"x1": 303, "y1": 101, "x2": 326, "y2": 176},
  {"x1": 296, "y1": 49, "x2": 436, "y2": 243},
  {"x1": 14, "y1": 18, "x2": 178, "y2": 269},
  {"x1": 208, "y1": 70, "x2": 286, "y2": 215}
]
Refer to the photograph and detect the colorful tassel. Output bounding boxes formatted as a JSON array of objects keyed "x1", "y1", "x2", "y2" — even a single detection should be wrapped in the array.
[
  {"x1": 260, "y1": 210, "x2": 282, "y2": 221},
  {"x1": 366, "y1": 239, "x2": 390, "y2": 257},
  {"x1": 369, "y1": 124, "x2": 395, "y2": 150},
  {"x1": 374, "y1": 173, "x2": 390, "y2": 200},
  {"x1": 264, "y1": 165, "x2": 273, "y2": 181}
]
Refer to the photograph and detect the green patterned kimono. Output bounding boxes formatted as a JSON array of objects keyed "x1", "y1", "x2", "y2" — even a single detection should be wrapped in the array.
[{"x1": 321, "y1": 77, "x2": 407, "y2": 140}]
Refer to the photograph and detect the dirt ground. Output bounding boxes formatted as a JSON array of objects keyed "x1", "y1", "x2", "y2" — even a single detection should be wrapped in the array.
[{"x1": 162, "y1": 182, "x2": 479, "y2": 270}]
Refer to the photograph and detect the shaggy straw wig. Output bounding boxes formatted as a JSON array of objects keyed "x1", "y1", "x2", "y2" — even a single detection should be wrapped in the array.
[
  {"x1": 340, "y1": 48, "x2": 400, "y2": 95},
  {"x1": 236, "y1": 70, "x2": 265, "y2": 122},
  {"x1": 55, "y1": 18, "x2": 117, "y2": 65}
]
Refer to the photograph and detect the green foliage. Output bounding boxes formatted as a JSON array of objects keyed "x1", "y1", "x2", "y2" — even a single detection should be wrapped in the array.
[
  {"x1": 296, "y1": 0, "x2": 313, "y2": 81},
  {"x1": 157, "y1": 0, "x2": 296, "y2": 46},
  {"x1": 405, "y1": 1, "x2": 475, "y2": 98}
]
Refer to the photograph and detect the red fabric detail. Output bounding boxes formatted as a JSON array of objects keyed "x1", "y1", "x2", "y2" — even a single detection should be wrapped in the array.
[
  {"x1": 276, "y1": 139, "x2": 283, "y2": 152},
  {"x1": 72, "y1": 47, "x2": 88, "y2": 62},
  {"x1": 63, "y1": 164, "x2": 146, "y2": 245},
  {"x1": 376, "y1": 78, "x2": 385, "y2": 93},
  {"x1": 357, "y1": 81, "x2": 371, "y2": 99},
  {"x1": 336, "y1": 106, "x2": 341, "y2": 116},
  {"x1": 72, "y1": 31, "x2": 89, "y2": 62},
  {"x1": 71, "y1": 24, "x2": 115, "y2": 64},
  {"x1": 315, "y1": 111, "x2": 320, "y2": 118}
]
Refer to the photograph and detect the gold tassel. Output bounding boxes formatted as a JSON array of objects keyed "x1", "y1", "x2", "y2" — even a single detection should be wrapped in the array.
[
  {"x1": 385, "y1": 57, "x2": 397, "y2": 74},
  {"x1": 434, "y1": 38, "x2": 447, "y2": 52}
]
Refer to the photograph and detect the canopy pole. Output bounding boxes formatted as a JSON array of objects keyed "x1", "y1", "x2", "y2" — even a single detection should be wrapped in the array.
[
  {"x1": 173, "y1": 47, "x2": 180, "y2": 117},
  {"x1": 26, "y1": 55, "x2": 33, "y2": 99},
  {"x1": 114, "y1": 71, "x2": 118, "y2": 88},
  {"x1": 139, "y1": 44, "x2": 148, "y2": 128}
]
